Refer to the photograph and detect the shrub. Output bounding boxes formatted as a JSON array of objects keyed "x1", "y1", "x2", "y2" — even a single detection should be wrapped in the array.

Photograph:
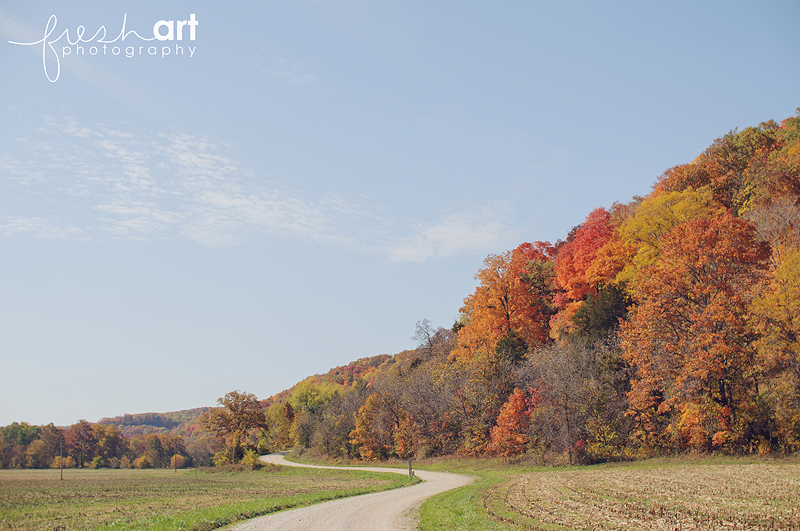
[
  {"x1": 212, "y1": 451, "x2": 231, "y2": 467},
  {"x1": 242, "y1": 449, "x2": 263, "y2": 470},
  {"x1": 134, "y1": 455, "x2": 152, "y2": 469},
  {"x1": 169, "y1": 454, "x2": 187, "y2": 469},
  {"x1": 51, "y1": 455, "x2": 76, "y2": 469}
]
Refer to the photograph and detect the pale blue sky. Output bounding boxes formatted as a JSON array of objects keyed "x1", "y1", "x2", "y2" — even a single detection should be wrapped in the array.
[{"x1": 1, "y1": 1, "x2": 798, "y2": 426}]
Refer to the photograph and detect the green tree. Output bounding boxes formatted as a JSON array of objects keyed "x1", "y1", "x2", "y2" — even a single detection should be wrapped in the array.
[
  {"x1": 2, "y1": 422, "x2": 40, "y2": 447},
  {"x1": 573, "y1": 283, "x2": 631, "y2": 339}
]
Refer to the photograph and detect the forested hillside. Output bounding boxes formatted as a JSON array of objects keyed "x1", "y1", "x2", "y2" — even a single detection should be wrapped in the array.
[
  {"x1": 3, "y1": 109, "x2": 799, "y2": 468},
  {"x1": 258, "y1": 109, "x2": 800, "y2": 463}
]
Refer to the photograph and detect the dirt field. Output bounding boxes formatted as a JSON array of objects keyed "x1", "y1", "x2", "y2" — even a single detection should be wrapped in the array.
[{"x1": 482, "y1": 461, "x2": 800, "y2": 530}]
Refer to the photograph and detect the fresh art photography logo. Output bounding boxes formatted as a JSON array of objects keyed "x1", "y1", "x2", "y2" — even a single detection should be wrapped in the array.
[{"x1": 8, "y1": 13, "x2": 199, "y2": 82}]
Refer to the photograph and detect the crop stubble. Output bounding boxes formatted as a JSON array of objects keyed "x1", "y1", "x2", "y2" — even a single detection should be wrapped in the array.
[{"x1": 484, "y1": 462, "x2": 800, "y2": 530}]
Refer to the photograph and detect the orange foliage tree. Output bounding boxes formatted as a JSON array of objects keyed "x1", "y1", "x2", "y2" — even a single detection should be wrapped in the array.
[
  {"x1": 486, "y1": 388, "x2": 530, "y2": 457},
  {"x1": 349, "y1": 393, "x2": 404, "y2": 460},
  {"x1": 615, "y1": 187, "x2": 724, "y2": 291},
  {"x1": 620, "y1": 213, "x2": 769, "y2": 451},
  {"x1": 454, "y1": 242, "x2": 554, "y2": 359}
]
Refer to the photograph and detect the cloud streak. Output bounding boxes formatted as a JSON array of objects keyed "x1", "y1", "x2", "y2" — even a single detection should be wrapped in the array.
[{"x1": 1, "y1": 115, "x2": 516, "y2": 261}]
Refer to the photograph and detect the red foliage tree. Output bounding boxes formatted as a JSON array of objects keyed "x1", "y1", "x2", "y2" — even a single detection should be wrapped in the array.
[{"x1": 554, "y1": 207, "x2": 614, "y2": 304}]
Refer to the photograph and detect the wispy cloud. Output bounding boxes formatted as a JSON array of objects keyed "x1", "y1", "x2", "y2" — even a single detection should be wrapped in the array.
[
  {"x1": 0, "y1": 217, "x2": 83, "y2": 239},
  {"x1": 1, "y1": 115, "x2": 519, "y2": 261},
  {"x1": 382, "y1": 206, "x2": 518, "y2": 263}
]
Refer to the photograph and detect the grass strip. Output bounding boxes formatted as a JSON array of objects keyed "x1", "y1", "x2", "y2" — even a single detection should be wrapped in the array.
[{"x1": 418, "y1": 474, "x2": 515, "y2": 531}]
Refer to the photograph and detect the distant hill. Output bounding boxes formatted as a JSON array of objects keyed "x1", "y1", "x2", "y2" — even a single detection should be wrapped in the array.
[
  {"x1": 99, "y1": 354, "x2": 401, "y2": 441},
  {"x1": 98, "y1": 407, "x2": 212, "y2": 443}
]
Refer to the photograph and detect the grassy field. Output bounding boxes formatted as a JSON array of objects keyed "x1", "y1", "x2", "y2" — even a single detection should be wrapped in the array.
[
  {"x1": 0, "y1": 465, "x2": 417, "y2": 530},
  {"x1": 418, "y1": 455, "x2": 800, "y2": 531}
]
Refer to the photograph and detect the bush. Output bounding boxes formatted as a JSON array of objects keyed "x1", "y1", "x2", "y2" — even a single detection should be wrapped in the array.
[
  {"x1": 90, "y1": 456, "x2": 107, "y2": 469},
  {"x1": 51, "y1": 455, "x2": 76, "y2": 469},
  {"x1": 134, "y1": 455, "x2": 152, "y2": 469},
  {"x1": 169, "y1": 454, "x2": 187, "y2": 469},
  {"x1": 242, "y1": 449, "x2": 263, "y2": 470},
  {"x1": 212, "y1": 451, "x2": 231, "y2": 467}
]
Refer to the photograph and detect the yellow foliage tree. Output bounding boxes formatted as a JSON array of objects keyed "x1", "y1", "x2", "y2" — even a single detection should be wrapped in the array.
[
  {"x1": 751, "y1": 246, "x2": 800, "y2": 451},
  {"x1": 616, "y1": 187, "x2": 724, "y2": 291}
]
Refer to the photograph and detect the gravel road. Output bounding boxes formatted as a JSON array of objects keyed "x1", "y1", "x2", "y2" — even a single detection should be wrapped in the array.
[{"x1": 228, "y1": 452, "x2": 473, "y2": 531}]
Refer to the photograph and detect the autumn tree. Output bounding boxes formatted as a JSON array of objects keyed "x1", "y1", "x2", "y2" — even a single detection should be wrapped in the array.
[
  {"x1": 554, "y1": 208, "x2": 614, "y2": 304},
  {"x1": 620, "y1": 214, "x2": 769, "y2": 452},
  {"x1": 455, "y1": 242, "x2": 554, "y2": 359},
  {"x1": 453, "y1": 351, "x2": 516, "y2": 457},
  {"x1": 486, "y1": 388, "x2": 530, "y2": 457},
  {"x1": 92, "y1": 424, "x2": 128, "y2": 466},
  {"x1": 65, "y1": 420, "x2": 97, "y2": 468},
  {"x1": 25, "y1": 440, "x2": 50, "y2": 469},
  {"x1": 289, "y1": 380, "x2": 339, "y2": 415},
  {"x1": 202, "y1": 390, "x2": 267, "y2": 464},
  {"x1": 549, "y1": 208, "x2": 615, "y2": 341},
  {"x1": 264, "y1": 402, "x2": 294, "y2": 451},
  {"x1": 750, "y1": 246, "x2": 800, "y2": 451},
  {"x1": 616, "y1": 187, "x2": 724, "y2": 290},
  {"x1": 754, "y1": 109, "x2": 800, "y2": 204},
  {"x1": 653, "y1": 121, "x2": 782, "y2": 213},
  {"x1": 350, "y1": 393, "x2": 403, "y2": 460}
]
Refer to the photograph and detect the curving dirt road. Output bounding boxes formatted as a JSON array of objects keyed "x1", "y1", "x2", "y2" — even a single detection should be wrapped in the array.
[{"x1": 228, "y1": 452, "x2": 473, "y2": 531}]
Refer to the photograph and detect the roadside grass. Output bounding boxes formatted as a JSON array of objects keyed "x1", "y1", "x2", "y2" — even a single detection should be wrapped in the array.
[
  {"x1": 415, "y1": 454, "x2": 800, "y2": 531},
  {"x1": 418, "y1": 473, "x2": 511, "y2": 531},
  {"x1": 0, "y1": 465, "x2": 417, "y2": 530}
]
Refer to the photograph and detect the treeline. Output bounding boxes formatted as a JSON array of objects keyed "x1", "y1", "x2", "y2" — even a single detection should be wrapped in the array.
[
  {"x1": 0, "y1": 415, "x2": 222, "y2": 470},
  {"x1": 254, "y1": 109, "x2": 800, "y2": 463}
]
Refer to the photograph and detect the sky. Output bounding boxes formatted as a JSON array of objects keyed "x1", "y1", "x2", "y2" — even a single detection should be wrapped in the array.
[{"x1": 1, "y1": 0, "x2": 798, "y2": 427}]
